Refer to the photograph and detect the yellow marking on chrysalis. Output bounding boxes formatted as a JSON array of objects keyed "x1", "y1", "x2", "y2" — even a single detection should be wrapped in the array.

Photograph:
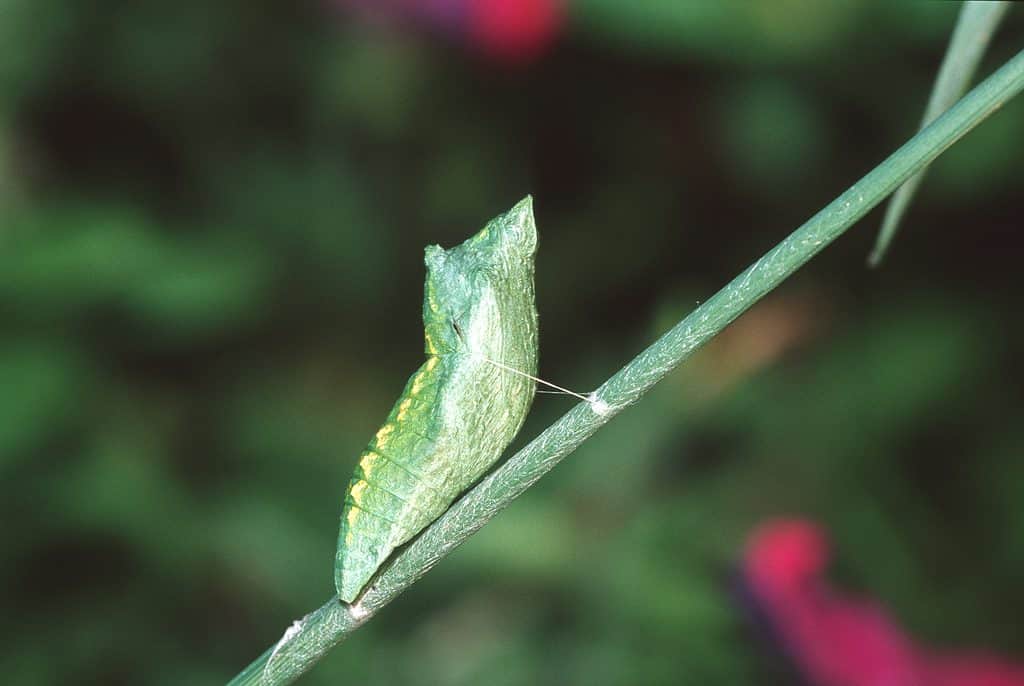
[
  {"x1": 374, "y1": 424, "x2": 394, "y2": 447},
  {"x1": 425, "y1": 356, "x2": 439, "y2": 372},
  {"x1": 395, "y1": 397, "x2": 414, "y2": 421},
  {"x1": 350, "y1": 479, "x2": 369, "y2": 503},
  {"x1": 410, "y1": 371, "x2": 427, "y2": 395},
  {"x1": 425, "y1": 331, "x2": 439, "y2": 355},
  {"x1": 474, "y1": 227, "x2": 490, "y2": 242},
  {"x1": 360, "y1": 451, "x2": 381, "y2": 478},
  {"x1": 426, "y1": 288, "x2": 440, "y2": 313},
  {"x1": 346, "y1": 506, "x2": 360, "y2": 529}
]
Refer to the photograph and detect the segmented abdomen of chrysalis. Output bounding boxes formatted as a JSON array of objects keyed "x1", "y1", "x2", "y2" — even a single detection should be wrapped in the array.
[{"x1": 335, "y1": 197, "x2": 539, "y2": 603}]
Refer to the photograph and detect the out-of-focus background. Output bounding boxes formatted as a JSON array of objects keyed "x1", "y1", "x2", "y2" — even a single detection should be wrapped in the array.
[{"x1": 3, "y1": 1, "x2": 1024, "y2": 684}]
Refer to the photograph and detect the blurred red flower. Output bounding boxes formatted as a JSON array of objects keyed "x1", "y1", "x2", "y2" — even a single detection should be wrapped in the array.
[
  {"x1": 467, "y1": 0, "x2": 561, "y2": 62},
  {"x1": 337, "y1": 0, "x2": 563, "y2": 63},
  {"x1": 740, "y1": 519, "x2": 1024, "y2": 686}
]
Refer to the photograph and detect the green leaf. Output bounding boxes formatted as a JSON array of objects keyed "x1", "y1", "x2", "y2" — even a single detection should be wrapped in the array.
[{"x1": 867, "y1": 0, "x2": 1010, "y2": 267}]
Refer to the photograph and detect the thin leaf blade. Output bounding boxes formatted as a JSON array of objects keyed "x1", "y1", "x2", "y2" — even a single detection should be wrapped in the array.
[{"x1": 868, "y1": 0, "x2": 1010, "y2": 267}]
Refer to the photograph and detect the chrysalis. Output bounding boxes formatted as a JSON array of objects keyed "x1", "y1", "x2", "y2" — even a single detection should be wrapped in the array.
[{"x1": 335, "y1": 197, "x2": 539, "y2": 603}]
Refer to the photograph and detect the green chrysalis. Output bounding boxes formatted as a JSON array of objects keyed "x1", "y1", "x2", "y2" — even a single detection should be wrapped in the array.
[{"x1": 335, "y1": 197, "x2": 539, "y2": 603}]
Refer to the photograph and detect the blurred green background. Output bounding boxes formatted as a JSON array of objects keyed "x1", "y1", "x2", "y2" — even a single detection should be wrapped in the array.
[{"x1": 3, "y1": 1, "x2": 1024, "y2": 684}]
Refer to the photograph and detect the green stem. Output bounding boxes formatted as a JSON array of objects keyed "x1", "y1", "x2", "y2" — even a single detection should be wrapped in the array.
[{"x1": 228, "y1": 47, "x2": 1024, "y2": 686}]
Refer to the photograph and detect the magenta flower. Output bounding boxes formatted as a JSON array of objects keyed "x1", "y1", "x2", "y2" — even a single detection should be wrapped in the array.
[
  {"x1": 740, "y1": 519, "x2": 1024, "y2": 686},
  {"x1": 337, "y1": 0, "x2": 563, "y2": 63}
]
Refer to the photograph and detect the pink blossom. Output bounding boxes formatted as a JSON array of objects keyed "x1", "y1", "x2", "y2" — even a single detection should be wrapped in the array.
[
  {"x1": 466, "y1": 0, "x2": 562, "y2": 62},
  {"x1": 741, "y1": 519, "x2": 1024, "y2": 686},
  {"x1": 337, "y1": 0, "x2": 563, "y2": 63}
]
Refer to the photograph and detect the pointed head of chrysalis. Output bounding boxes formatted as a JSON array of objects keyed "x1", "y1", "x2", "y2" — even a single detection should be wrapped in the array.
[{"x1": 422, "y1": 196, "x2": 537, "y2": 358}]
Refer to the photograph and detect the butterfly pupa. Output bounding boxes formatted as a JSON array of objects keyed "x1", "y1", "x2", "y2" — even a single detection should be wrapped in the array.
[{"x1": 335, "y1": 197, "x2": 539, "y2": 603}]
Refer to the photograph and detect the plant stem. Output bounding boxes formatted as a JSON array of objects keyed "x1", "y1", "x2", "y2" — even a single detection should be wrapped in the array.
[{"x1": 228, "y1": 47, "x2": 1024, "y2": 686}]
